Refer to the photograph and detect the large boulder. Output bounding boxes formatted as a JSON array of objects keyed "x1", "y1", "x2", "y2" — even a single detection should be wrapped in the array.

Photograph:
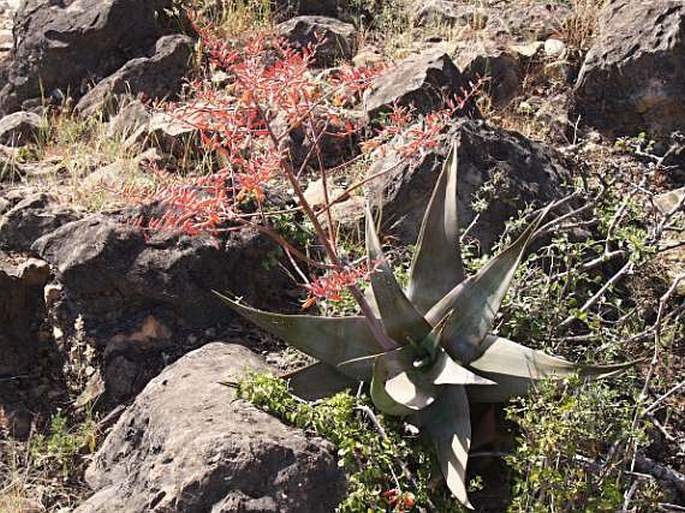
[
  {"x1": 0, "y1": 251, "x2": 52, "y2": 439},
  {"x1": 415, "y1": 0, "x2": 571, "y2": 41},
  {"x1": 574, "y1": 1, "x2": 685, "y2": 140},
  {"x1": 31, "y1": 215, "x2": 290, "y2": 331},
  {"x1": 76, "y1": 342, "x2": 347, "y2": 513},
  {"x1": 0, "y1": 0, "x2": 179, "y2": 114},
  {"x1": 75, "y1": 34, "x2": 194, "y2": 118},
  {"x1": 364, "y1": 48, "x2": 477, "y2": 119},
  {"x1": 365, "y1": 119, "x2": 573, "y2": 250},
  {"x1": 0, "y1": 193, "x2": 80, "y2": 251},
  {"x1": 277, "y1": 16, "x2": 357, "y2": 67},
  {"x1": 0, "y1": 111, "x2": 43, "y2": 146}
]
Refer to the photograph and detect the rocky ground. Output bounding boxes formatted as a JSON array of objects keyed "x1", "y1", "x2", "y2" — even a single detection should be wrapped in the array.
[{"x1": 0, "y1": 0, "x2": 683, "y2": 512}]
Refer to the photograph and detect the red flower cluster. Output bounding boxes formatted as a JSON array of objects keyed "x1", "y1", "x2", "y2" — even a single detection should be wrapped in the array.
[
  {"x1": 382, "y1": 488, "x2": 416, "y2": 511},
  {"x1": 302, "y1": 263, "x2": 373, "y2": 309},
  {"x1": 362, "y1": 76, "x2": 485, "y2": 160},
  {"x1": 123, "y1": 15, "x2": 384, "y2": 238}
]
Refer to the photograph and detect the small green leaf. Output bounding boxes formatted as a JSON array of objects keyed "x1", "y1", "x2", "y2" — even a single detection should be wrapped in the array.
[
  {"x1": 419, "y1": 385, "x2": 473, "y2": 509},
  {"x1": 427, "y1": 206, "x2": 551, "y2": 364},
  {"x1": 407, "y1": 141, "x2": 465, "y2": 314},
  {"x1": 215, "y1": 293, "x2": 380, "y2": 380},
  {"x1": 365, "y1": 207, "x2": 432, "y2": 345}
]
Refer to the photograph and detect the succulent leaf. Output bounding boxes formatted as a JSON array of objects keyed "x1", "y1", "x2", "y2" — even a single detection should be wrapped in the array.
[
  {"x1": 384, "y1": 371, "x2": 437, "y2": 411},
  {"x1": 465, "y1": 373, "x2": 533, "y2": 403},
  {"x1": 428, "y1": 349, "x2": 496, "y2": 386},
  {"x1": 215, "y1": 293, "x2": 380, "y2": 380},
  {"x1": 365, "y1": 207, "x2": 433, "y2": 346},
  {"x1": 282, "y1": 362, "x2": 358, "y2": 401},
  {"x1": 420, "y1": 384, "x2": 473, "y2": 509},
  {"x1": 407, "y1": 141, "x2": 465, "y2": 314},
  {"x1": 469, "y1": 335, "x2": 584, "y2": 378},
  {"x1": 465, "y1": 335, "x2": 640, "y2": 403},
  {"x1": 370, "y1": 358, "x2": 417, "y2": 416},
  {"x1": 427, "y1": 206, "x2": 551, "y2": 364}
]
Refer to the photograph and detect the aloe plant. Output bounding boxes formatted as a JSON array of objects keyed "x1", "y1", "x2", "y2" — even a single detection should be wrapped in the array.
[{"x1": 217, "y1": 141, "x2": 632, "y2": 508}]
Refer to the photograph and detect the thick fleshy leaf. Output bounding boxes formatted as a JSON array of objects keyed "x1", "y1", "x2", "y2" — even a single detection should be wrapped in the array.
[
  {"x1": 282, "y1": 362, "x2": 358, "y2": 401},
  {"x1": 384, "y1": 348, "x2": 494, "y2": 412},
  {"x1": 216, "y1": 293, "x2": 379, "y2": 380},
  {"x1": 466, "y1": 373, "x2": 533, "y2": 403},
  {"x1": 371, "y1": 358, "x2": 415, "y2": 416},
  {"x1": 466, "y1": 336, "x2": 640, "y2": 403},
  {"x1": 470, "y1": 335, "x2": 638, "y2": 379},
  {"x1": 379, "y1": 320, "x2": 492, "y2": 412},
  {"x1": 407, "y1": 141, "x2": 465, "y2": 314},
  {"x1": 365, "y1": 207, "x2": 432, "y2": 346},
  {"x1": 469, "y1": 335, "x2": 581, "y2": 378},
  {"x1": 420, "y1": 385, "x2": 473, "y2": 509},
  {"x1": 384, "y1": 371, "x2": 437, "y2": 410},
  {"x1": 427, "y1": 206, "x2": 551, "y2": 364},
  {"x1": 428, "y1": 349, "x2": 496, "y2": 386}
]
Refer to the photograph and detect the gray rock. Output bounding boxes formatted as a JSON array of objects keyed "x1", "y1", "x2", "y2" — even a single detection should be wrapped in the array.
[
  {"x1": 574, "y1": 0, "x2": 685, "y2": 140},
  {"x1": 0, "y1": 252, "x2": 49, "y2": 383},
  {"x1": 76, "y1": 34, "x2": 194, "y2": 118},
  {"x1": 31, "y1": 215, "x2": 289, "y2": 330},
  {"x1": 76, "y1": 342, "x2": 347, "y2": 513},
  {"x1": 365, "y1": 119, "x2": 573, "y2": 250},
  {"x1": 276, "y1": 0, "x2": 339, "y2": 18},
  {"x1": 363, "y1": 48, "x2": 477, "y2": 119},
  {"x1": 455, "y1": 41, "x2": 521, "y2": 108},
  {"x1": 277, "y1": 15, "x2": 357, "y2": 67},
  {"x1": 106, "y1": 99, "x2": 151, "y2": 142},
  {"x1": 0, "y1": 111, "x2": 43, "y2": 146},
  {"x1": 0, "y1": 0, "x2": 179, "y2": 115},
  {"x1": 415, "y1": 0, "x2": 571, "y2": 41},
  {"x1": 0, "y1": 193, "x2": 80, "y2": 251},
  {"x1": 146, "y1": 111, "x2": 199, "y2": 155},
  {"x1": 415, "y1": 0, "x2": 490, "y2": 28}
]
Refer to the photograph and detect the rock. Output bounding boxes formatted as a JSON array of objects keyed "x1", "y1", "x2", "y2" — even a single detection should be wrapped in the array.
[
  {"x1": 364, "y1": 48, "x2": 477, "y2": 119},
  {"x1": 493, "y1": 3, "x2": 571, "y2": 41},
  {"x1": 76, "y1": 342, "x2": 347, "y2": 513},
  {"x1": 276, "y1": 0, "x2": 339, "y2": 18},
  {"x1": 416, "y1": 1, "x2": 571, "y2": 41},
  {"x1": 0, "y1": 111, "x2": 43, "y2": 146},
  {"x1": 0, "y1": 193, "x2": 80, "y2": 252},
  {"x1": 0, "y1": 152, "x2": 22, "y2": 181},
  {"x1": 365, "y1": 118, "x2": 572, "y2": 250},
  {"x1": 106, "y1": 99, "x2": 151, "y2": 142},
  {"x1": 14, "y1": 257, "x2": 50, "y2": 286},
  {"x1": 43, "y1": 282, "x2": 62, "y2": 305},
  {"x1": 75, "y1": 34, "x2": 194, "y2": 118},
  {"x1": 278, "y1": 16, "x2": 357, "y2": 67},
  {"x1": 455, "y1": 41, "x2": 522, "y2": 108},
  {"x1": 0, "y1": 252, "x2": 47, "y2": 378},
  {"x1": 574, "y1": 1, "x2": 685, "y2": 140},
  {"x1": 654, "y1": 187, "x2": 685, "y2": 214},
  {"x1": 0, "y1": 0, "x2": 180, "y2": 114},
  {"x1": 146, "y1": 111, "x2": 199, "y2": 155},
  {"x1": 416, "y1": 0, "x2": 490, "y2": 28},
  {"x1": 544, "y1": 38, "x2": 567, "y2": 59},
  {"x1": 31, "y1": 215, "x2": 289, "y2": 330},
  {"x1": 30, "y1": 214, "x2": 290, "y2": 402}
]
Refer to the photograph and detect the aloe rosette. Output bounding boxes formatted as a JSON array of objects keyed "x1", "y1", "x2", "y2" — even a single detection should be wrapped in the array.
[{"x1": 217, "y1": 142, "x2": 631, "y2": 508}]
